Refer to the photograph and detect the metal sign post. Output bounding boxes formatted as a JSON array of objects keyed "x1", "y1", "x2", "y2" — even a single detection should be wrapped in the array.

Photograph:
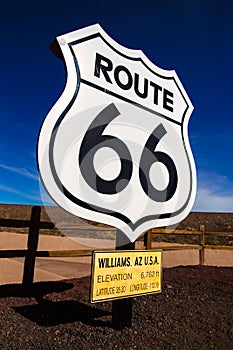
[{"x1": 112, "y1": 229, "x2": 135, "y2": 330}]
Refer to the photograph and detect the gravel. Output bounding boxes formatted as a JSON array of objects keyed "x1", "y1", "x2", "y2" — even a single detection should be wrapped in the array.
[{"x1": 0, "y1": 265, "x2": 232, "y2": 350}]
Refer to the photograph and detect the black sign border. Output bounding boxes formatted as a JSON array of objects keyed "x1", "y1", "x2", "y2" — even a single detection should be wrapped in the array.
[{"x1": 39, "y1": 31, "x2": 194, "y2": 230}]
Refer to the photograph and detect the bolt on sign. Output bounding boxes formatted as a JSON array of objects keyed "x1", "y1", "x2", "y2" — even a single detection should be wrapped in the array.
[
  {"x1": 37, "y1": 24, "x2": 196, "y2": 243},
  {"x1": 91, "y1": 250, "x2": 162, "y2": 303}
]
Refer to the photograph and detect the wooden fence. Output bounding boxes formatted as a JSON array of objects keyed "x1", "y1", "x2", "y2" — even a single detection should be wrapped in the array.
[
  {"x1": 145, "y1": 225, "x2": 233, "y2": 266},
  {"x1": 0, "y1": 206, "x2": 233, "y2": 286}
]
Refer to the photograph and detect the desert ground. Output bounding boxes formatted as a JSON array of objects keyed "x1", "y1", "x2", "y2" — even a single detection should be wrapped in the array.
[
  {"x1": 0, "y1": 204, "x2": 232, "y2": 349},
  {"x1": 0, "y1": 204, "x2": 233, "y2": 284}
]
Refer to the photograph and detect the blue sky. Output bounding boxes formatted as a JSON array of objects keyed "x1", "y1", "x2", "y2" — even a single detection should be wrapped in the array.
[{"x1": 0, "y1": 0, "x2": 233, "y2": 212}]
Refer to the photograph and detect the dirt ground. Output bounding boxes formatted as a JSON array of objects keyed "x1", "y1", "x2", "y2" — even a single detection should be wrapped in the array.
[
  {"x1": 0, "y1": 265, "x2": 232, "y2": 350},
  {"x1": 0, "y1": 204, "x2": 233, "y2": 349},
  {"x1": 0, "y1": 231, "x2": 232, "y2": 286}
]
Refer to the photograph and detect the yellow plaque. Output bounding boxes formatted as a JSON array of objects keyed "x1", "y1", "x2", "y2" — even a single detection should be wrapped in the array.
[{"x1": 90, "y1": 250, "x2": 162, "y2": 303}]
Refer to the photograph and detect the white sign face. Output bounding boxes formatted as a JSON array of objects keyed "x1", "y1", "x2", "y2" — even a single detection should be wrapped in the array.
[{"x1": 37, "y1": 24, "x2": 196, "y2": 242}]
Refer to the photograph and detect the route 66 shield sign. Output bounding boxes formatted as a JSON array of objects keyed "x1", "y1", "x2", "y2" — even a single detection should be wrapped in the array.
[{"x1": 37, "y1": 24, "x2": 196, "y2": 242}]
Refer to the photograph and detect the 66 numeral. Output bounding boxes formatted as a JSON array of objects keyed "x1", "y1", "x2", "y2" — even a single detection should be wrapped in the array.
[{"x1": 79, "y1": 103, "x2": 177, "y2": 202}]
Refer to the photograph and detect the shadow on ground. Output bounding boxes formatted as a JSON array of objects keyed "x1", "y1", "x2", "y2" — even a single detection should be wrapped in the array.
[
  {"x1": 0, "y1": 280, "x2": 73, "y2": 298},
  {"x1": 14, "y1": 299, "x2": 111, "y2": 327},
  {"x1": 0, "y1": 280, "x2": 111, "y2": 328}
]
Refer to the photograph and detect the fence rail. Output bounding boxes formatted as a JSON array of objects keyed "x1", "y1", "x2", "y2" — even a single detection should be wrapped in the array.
[{"x1": 0, "y1": 206, "x2": 233, "y2": 286}]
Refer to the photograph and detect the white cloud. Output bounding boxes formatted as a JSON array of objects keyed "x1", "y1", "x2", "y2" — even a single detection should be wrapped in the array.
[
  {"x1": 0, "y1": 183, "x2": 38, "y2": 201},
  {"x1": 193, "y1": 171, "x2": 233, "y2": 212},
  {"x1": 0, "y1": 164, "x2": 39, "y2": 181},
  {"x1": 193, "y1": 188, "x2": 233, "y2": 212},
  {"x1": 0, "y1": 164, "x2": 54, "y2": 204},
  {"x1": 0, "y1": 184, "x2": 24, "y2": 195}
]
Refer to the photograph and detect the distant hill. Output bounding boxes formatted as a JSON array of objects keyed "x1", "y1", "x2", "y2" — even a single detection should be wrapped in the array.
[{"x1": 0, "y1": 203, "x2": 233, "y2": 232}]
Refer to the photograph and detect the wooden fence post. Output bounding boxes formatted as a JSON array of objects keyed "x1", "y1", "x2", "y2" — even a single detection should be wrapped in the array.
[
  {"x1": 144, "y1": 229, "x2": 152, "y2": 250},
  {"x1": 22, "y1": 206, "x2": 41, "y2": 287},
  {"x1": 112, "y1": 229, "x2": 135, "y2": 330},
  {"x1": 199, "y1": 225, "x2": 205, "y2": 265}
]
